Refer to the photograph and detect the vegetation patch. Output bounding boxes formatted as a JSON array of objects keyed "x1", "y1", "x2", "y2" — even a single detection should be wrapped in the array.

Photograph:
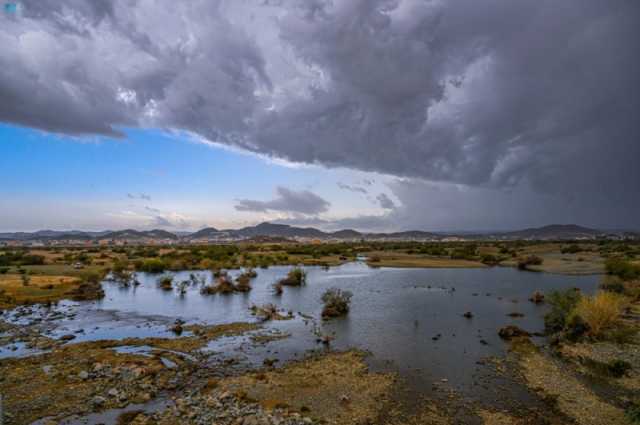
[{"x1": 321, "y1": 287, "x2": 353, "y2": 318}]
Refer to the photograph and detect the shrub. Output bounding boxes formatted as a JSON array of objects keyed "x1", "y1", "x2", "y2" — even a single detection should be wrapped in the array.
[
  {"x1": 517, "y1": 255, "x2": 543, "y2": 270},
  {"x1": 279, "y1": 267, "x2": 306, "y2": 286},
  {"x1": 626, "y1": 403, "x2": 640, "y2": 424},
  {"x1": 544, "y1": 289, "x2": 582, "y2": 333},
  {"x1": 0, "y1": 267, "x2": 8, "y2": 274},
  {"x1": 481, "y1": 254, "x2": 499, "y2": 266},
  {"x1": 235, "y1": 273, "x2": 253, "y2": 292},
  {"x1": 139, "y1": 258, "x2": 167, "y2": 273},
  {"x1": 321, "y1": 288, "x2": 353, "y2": 318},
  {"x1": 599, "y1": 278, "x2": 625, "y2": 294},
  {"x1": 608, "y1": 359, "x2": 632, "y2": 378},
  {"x1": 605, "y1": 257, "x2": 640, "y2": 281},
  {"x1": 574, "y1": 291, "x2": 628, "y2": 338},
  {"x1": 561, "y1": 244, "x2": 582, "y2": 254},
  {"x1": 157, "y1": 275, "x2": 173, "y2": 291},
  {"x1": 201, "y1": 275, "x2": 235, "y2": 295}
]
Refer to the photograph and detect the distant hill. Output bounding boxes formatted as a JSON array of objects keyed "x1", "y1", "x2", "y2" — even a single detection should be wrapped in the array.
[
  {"x1": 101, "y1": 229, "x2": 178, "y2": 240},
  {"x1": 1, "y1": 223, "x2": 634, "y2": 243},
  {"x1": 188, "y1": 227, "x2": 220, "y2": 240},
  {"x1": 330, "y1": 229, "x2": 363, "y2": 239},
  {"x1": 495, "y1": 224, "x2": 604, "y2": 240},
  {"x1": 233, "y1": 222, "x2": 327, "y2": 239}
]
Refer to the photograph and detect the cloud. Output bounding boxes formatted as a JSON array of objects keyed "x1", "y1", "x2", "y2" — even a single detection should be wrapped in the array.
[
  {"x1": 1, "y1": 0, "x2": 638, "y2": 227},
  {"x1": 235, "y1": 186, "x2": 330, "y2": 216},
  {"x1": 127, "y1": 193, "x2": 151, "y2": 201},
  {"x1": 376, "y1": 193, "x2": 395, "y2": 210},
  {"x1": 337, "y1": 182, "x2": 367, "y2": 194}
]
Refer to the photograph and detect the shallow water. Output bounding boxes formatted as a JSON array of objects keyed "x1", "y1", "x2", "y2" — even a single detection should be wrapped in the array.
[{"x1": 1, "y1": 262, "x2": 599, "y2": 401}]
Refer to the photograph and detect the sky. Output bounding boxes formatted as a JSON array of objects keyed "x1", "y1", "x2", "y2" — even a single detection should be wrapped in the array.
[{"x1": 0, "y1": 0, "x2": 638, "y2": 233}]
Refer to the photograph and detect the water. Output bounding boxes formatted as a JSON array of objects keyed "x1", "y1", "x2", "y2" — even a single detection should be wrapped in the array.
[{"x1": 1, "y1": 263, "x2": 599, "y2": 401}]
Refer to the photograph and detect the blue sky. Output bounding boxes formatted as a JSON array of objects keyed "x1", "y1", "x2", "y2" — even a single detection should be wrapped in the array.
[{"x1": 0, "y1": 124, "x2": 391, "y2": 231}]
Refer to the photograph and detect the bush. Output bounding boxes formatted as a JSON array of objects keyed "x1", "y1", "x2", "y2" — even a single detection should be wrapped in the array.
[
  {"x1": 0, "y1": 267, "x2": 8, "y2": 274},
  {"x1": 157, "y1": 275, "x2": 173, "y2": 290},
  {"x1": 608, "y1": 359, "x2": 632, "y2": 378},
  {"x1": 574, "y1": 291, "x2": 627, "y2": 338},
  {"x1": 139, "y1": 258, "x2": 168, "y2": 273},
  {"x1": 235, "y1": 273, "x2": 253, "y2": 292},
  {"x1": 321, "y1": 288, "x2": 353, "y2": 318},
  {"x1": 481, "y1": 254, "x2": 499, "y2": 266},
  {"x1": 599, "y1": 278, "x2": 625, "y2": 294},
  {"x1": 626, "y1": 403, "x2": 640, "y2": 424},
  {"x1": 561, "y1": 244, "x2": 582, "y2": 254},
  {"x1": 517, "y1": 255, "x2": 543, "y2": 270},
  {"x1": 544, "y1": 289, "x2": 582, "y2": 333},
  {"x1": 201, "y1": 276, "x2": 236, "y2": 294},
  {"x1": 605, "y1": 257, "x2": 640, "y2": 281},
  {"x1": 279, "y1": 267, "x2": 306, "y2": 286}
]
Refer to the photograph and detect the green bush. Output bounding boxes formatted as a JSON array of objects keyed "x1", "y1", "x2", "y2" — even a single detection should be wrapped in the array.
[
  {"x1": 605, "y1": 257, "x2": 640, "y2": 281},
  {"x1": 517, "y1": 255, "x2": 543, "y2": 270},
  {"x1": 279, "y1": 267, "x2": 307, "y2": 286},
  {"x1": 138, "y1": 258, "x2": 168, "y2": 273},
  {"x1": 544, "y1": 289, "x2": 582, "y2": 333},
  {"x1": 321, "y1": 288, "x2": 353, "y2": 318},
  {"x1": 561, "y1": 244, "x2": 582, "y2": 254}
]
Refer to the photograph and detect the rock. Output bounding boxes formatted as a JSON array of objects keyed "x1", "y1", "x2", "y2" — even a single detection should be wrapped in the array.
[
  {"x1": 263, "y1": 358, "x2": 278, "y2": 367},
  {"x1": 507, "y1": 312, "x2": 524, "y2": 318},
  {"x1": 78, "y1": 370, "x2": 89, "y2": 380},
  {"x1": 498, "y1": 325, "x2": 530, "y2": 340},
  {"x1": 108, "y1": 388, "x2": 119, "y2": 397},
  {"x1": 463, "y1": 311, "x2": 473, "y2": 318},
  {"x1": 91, "y1": 395, "x2": 106, "y2": 409},
  {"x1": 59, "y1": 334, "x2": 76, "y2": 341},
  {"x1": 529, "y1": 291, "x2": 545, "y2": 304}
]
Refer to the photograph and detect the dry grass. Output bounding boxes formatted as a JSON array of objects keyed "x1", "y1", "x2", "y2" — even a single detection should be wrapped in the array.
[
  {"x1": 518, "y1": 349, "x2": 629, "y2": 424},
  {"x1": 0, "y1": 274, "x2": 82, "y2": 308},
  {"x1": 364, "y1": 251, "x2": 486, "y2": 268},
  {"x1": 575, "y1": 291, "x2": 628, "y2": 338},
  {"x1": 217, "y1": 350, "x2": 395, "y2": 425}
]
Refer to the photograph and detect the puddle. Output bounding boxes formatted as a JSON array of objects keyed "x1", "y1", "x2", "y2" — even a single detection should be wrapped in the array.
[{"x1": 32, "y1": 398, "x2": 170, "y2": 425}]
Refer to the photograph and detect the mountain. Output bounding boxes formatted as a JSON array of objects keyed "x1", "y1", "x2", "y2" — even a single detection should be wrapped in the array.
[
  {"x1": 495, "y1": 224, "x2": 604, "y2": 240},
  {"x1": 101, "y1": 229, "x2": 178, "y2": 240},
  {"x1": 377, "y1": 230, "x2": 441, "y2": 240},
  {"x1": 233, "y1": 222, "x2": 327, "y2": 239},
  {"x1": 1, "y1": 223, "x2": 633, "y2": 243},
  {"x1": 330, "y1": 229, "x2": 362, "y2": 239},
  {"x1": 0, "y1": 230, "x2": 109, "y2": 240},
  {"x1": 188, "y1": 227, "x2": 221, "y2": 240}
]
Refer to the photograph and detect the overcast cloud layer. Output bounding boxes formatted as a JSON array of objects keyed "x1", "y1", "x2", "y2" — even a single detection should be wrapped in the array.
[{"x1": 1, "y1": 0, "x2": 638, "y2": 229}]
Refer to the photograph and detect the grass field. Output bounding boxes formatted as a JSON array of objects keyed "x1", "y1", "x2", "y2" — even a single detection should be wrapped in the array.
[
  {"x1": 365, "y1": 251, "x2": 486, "y2": 268},
  {"x1": 0, "y1": 274, "x2": 82, "y2": 308}
]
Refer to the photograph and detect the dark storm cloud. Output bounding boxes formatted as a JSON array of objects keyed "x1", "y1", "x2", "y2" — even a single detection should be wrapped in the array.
[
  {"x1": 337, "y1": 182, "x2": 368, "y2": 194},
  {"x1": 376, "y1": 193, "x2": 395, "y2": 210},
  {"x1": 235, "y1": 186, "x2": 331, "y2": 216},
  {"x1": 1, "y1": 0, "x2": 639, "y2": 227}
]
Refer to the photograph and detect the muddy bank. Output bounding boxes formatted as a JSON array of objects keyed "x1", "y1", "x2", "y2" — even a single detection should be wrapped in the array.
[{"x1": 0, "y1": 322, "x2": 259, "y2": 425}]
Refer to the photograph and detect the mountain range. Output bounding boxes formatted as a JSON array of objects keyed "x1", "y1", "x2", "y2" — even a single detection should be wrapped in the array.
[{"x1": 0, "y1": 223, "x2": 636, "y2": 242}]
